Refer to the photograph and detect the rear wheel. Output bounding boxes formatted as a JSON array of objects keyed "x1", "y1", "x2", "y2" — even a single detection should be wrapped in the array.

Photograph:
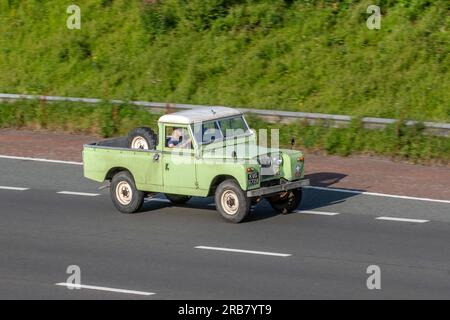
[
  {"x1": 165, "y1": 194, "x2": 191, "y2": 205},
  {"x1": 110, "y1": 171, "x2": 144, "y2": 214},
  {"x1": 215, "y1": 180, "x2": 250, "y2": 223},
  {"x1": 268, "y1": 188, "x2": 302, "y2": 214}
]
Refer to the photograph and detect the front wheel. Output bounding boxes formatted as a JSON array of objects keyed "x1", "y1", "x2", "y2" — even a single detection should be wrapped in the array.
[
  {"x1": 110, "y1": 171, "x2": 145, "y2": 214},
  {"x1": 268, "y1": 188, "x2": 302, "y2": 214},
  {"x1": 215, "y1": 180, "x2": 250, "y2": 223}
]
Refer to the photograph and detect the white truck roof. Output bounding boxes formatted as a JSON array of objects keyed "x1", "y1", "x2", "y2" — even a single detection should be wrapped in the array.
[{"x1": 158, "y1": 107, "x2": 242, "y2": 125}]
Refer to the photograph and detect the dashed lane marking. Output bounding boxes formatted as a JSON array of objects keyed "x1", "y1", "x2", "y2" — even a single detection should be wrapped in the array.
[{"x1": 55, "y1": 283, "x2": 155, "y2": 296}]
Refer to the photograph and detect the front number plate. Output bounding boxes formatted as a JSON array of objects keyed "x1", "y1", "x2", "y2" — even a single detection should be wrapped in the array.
[{"x1": 248, "y1": 172, "x2": 259, "y2": 185}]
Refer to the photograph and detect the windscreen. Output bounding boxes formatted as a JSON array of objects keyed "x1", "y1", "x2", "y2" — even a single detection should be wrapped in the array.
[
  {"x1": 218, "y1": 116, "x2": 249, "y2": 138},
  {"x1": 191, "y1": 116, "x2": 250, "y2": 145}
]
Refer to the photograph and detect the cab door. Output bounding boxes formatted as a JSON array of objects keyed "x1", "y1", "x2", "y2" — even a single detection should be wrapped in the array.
[{"x1": 162, "y1": 125, "x2": 198, "y2": 193}]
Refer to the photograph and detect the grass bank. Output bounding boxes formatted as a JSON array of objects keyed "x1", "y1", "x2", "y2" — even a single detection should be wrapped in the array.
[{"x1": 0, "y1": 0, "x2": 448, "y2": 121}]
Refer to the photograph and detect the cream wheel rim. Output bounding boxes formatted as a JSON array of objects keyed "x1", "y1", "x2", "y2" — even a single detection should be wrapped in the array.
[
  {"x1": 116, "y1": 181, "x2": 133, "y2": 205},
  {"x1": 131, "y1": 136, "x2": 149, "y2": 149},
  {"x1": 221, "y1": 190, "x2": 239, "y2": 215}
]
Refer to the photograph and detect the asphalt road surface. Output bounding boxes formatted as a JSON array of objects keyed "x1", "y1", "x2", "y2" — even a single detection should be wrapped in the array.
[{"x1": 1, "y1": 157, "x2": 449, "y2": 299}]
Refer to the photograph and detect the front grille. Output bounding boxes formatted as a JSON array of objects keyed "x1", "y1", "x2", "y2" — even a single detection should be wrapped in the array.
[{"x1": 261, "y1": 179, "x2": 281, "y2": 188}]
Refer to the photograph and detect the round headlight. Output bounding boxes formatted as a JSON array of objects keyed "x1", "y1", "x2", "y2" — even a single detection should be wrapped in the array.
[
  {"x1": 257, "y1": 155, "x2": 271, "y2": 167},
  {"x1": 272, "y1": 154, "x2": 283, "y2": 166}
]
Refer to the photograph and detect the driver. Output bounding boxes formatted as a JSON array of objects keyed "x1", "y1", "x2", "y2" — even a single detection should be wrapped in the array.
[{"x1": 168, "y1": 128, "x2": 191, "y2": 148}]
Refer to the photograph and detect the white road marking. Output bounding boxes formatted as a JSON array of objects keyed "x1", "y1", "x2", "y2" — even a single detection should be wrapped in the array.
[
  {"x1": 57, "y1": 191, "x2": 100, "y2": 197},
  {"x1": 206, "y1": 203, "x2": 255, "y2": 212},
  {"x1": 296, "y1": 210, "x2": 340, "y2": 216},
  {"x1": 0, "y1": 186, "x2": 29, "y2": 191},
  {"x1": 304, "y1": 186, "x2": 450, "y2": 204},
  {"x1": 0, "y1": 155, "x2": 82, "y2": 165},
  {"x1": 195, "y1": 246, "x2": 291, "y2": 257},
  {"x1": 55, "y1": 283, "x2": 155, "y2": 296},
  {"x1": 376, "y1": 216, "x2": 429, "y2": 223}
]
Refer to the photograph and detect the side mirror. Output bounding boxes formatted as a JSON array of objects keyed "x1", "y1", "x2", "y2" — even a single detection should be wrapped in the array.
[{"x1": 210, "y1": 135, "x2": 216, "y2": 142}]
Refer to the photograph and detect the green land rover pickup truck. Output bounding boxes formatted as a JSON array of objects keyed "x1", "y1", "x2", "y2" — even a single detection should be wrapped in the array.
[{"x1": 83, "y1": 106, "x2": 309, "y2": 223}]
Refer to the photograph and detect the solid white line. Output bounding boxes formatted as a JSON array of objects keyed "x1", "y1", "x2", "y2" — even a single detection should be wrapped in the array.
[
  {"x1": 55, "y1": 283, "x2": 155, "y2": 296},
  {"x1": 296, "y1": 210, "x2": 340, "y2": 216},
  {"x1": 195, "y1": 246, "x2": 291, "y2": 257},
  {"x1": 304, "y1": 186, "x2": 450, "y2": 204},
  {"x1": 376, "y1": 216, "x2": 429, "y2": 223},
  {"x1": 57, "y1": 191, "x2": 100, "y2": 197},
  {"x1": 0, "y1": 155, "x2": 82, "y2": 165},
  {"x1": 0, "y1": 186, "x2": 29, "y2": 191}
]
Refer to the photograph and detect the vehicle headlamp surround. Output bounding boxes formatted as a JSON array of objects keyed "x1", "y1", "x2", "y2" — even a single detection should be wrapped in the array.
[{"x1": 272, "y1": 153, "x2": 283, "y2": 166}]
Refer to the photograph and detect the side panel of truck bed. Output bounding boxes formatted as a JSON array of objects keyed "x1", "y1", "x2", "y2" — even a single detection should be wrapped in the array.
[{"x1": 83, "y1": 144, "x2": 163, "y2": 191}]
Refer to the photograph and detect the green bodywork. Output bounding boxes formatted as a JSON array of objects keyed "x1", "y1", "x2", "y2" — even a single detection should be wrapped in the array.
[{"x1": 83, "y1": 121, "x2": 305, "y2": 197}]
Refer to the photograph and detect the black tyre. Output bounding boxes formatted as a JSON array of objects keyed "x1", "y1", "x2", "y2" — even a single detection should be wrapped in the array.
[
  {"x1": 110, "y1": 171, "x2": 145, "y2": 214},
  {"x1": 268, "y1": 188, "x2": 302, "y2": 214},
  {"x1": 215, "y1": 179, "x2": 250, "y2": 223},
  {"x1": 165, "y1": 194, "x2": 191, "y2": 204},
  {"x1": 127, "y1": 127, "x2": 157, "y2": 150}
]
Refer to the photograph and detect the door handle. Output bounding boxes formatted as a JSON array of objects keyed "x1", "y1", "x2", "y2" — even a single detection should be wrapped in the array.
[{"x1": 165, "y1": 163, "x2": 169, "y2": 171}]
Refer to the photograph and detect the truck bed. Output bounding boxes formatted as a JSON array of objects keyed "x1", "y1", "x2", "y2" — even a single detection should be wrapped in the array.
[
  {"x1": 89, "y1": 136, "x2": 130, "y2": 149},
  {"x1": 83, "y1": 137, "x2": 160, "y2": 186}
]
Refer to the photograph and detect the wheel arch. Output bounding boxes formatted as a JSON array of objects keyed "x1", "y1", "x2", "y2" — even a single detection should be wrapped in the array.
[
  {"x1": 207, "y1": 174, "x2": 239, "y2": 197},
  {"x1": 105, "y1": 167, "x2": 133, "y2": 182}
]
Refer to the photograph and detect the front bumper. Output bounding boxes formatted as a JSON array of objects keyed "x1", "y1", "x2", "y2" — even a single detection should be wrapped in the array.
[{"x1": 246, "y1": 179, "x2": 310, "y2": 197}]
